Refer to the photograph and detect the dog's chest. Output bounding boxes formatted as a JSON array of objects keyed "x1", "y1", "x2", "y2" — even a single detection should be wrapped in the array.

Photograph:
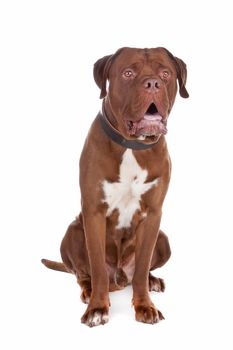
[{"x1": 102, "y1": 149, "x2": 158, "y2": 229}]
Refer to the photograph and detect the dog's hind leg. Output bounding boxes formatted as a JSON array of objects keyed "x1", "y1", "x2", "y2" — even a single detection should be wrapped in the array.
[
  {"x1": 60, "y1": 215, "x2": 92, "y2": 304},
  {"x1": 149, "y1": 230, "x2": 171, "y2": 292}
]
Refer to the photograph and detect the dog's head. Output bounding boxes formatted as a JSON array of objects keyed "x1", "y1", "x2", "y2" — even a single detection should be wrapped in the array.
[{"x1": 94, "y1": 47, "x2": 189, "y2": 143}]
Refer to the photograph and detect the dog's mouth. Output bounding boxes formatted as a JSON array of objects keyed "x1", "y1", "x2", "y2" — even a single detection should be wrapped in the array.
[{"x1": 126, "y1": 103, "x2": 167, "y2": 139}]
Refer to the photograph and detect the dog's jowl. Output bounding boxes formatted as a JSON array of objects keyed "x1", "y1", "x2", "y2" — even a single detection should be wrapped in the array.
[{"x1": 42, "y1": 47, "x2": 189, "y2": 327}]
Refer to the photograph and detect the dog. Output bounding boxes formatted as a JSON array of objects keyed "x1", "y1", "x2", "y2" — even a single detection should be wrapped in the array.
[{"x1": 42, "y1": 47, "x2": 189, "y2": 327}]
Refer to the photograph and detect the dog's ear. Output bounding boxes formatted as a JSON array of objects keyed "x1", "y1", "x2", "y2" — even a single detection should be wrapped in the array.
[
  {"x1": 161, "y1": 48, "x2": 189, "y2": 98},
  {"x1": 93, "y1": 54, "x2": 113, "y2": 99},
  {"x1": 93, "y1": 48, "x2": 126, "y2": 99},
  {"x1": 173, "y1": 56, "x2": 189, "y2": 98}
]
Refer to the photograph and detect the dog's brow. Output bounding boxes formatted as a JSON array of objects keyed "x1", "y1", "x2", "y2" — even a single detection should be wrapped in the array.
[{"x1": 121, "y1": 61, "x2": 143, "y2": 71}]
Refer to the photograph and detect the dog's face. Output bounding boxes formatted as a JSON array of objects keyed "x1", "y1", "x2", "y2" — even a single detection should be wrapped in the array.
[{"x1": 94, "y1": 47, "x2": 189, "y2": 142}]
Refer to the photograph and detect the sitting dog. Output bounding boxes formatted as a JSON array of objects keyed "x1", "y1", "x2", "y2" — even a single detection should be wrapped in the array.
[{"x1": 42, "y1": 47, "x2": 189, "y2": 327}]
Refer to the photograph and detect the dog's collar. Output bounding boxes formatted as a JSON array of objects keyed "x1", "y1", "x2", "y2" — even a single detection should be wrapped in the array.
[{"x1": 98, "y1": 107, "x2": 161, "y2": 150}]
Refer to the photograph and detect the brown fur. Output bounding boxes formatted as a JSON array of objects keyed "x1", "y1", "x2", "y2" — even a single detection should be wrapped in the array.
[{"x1": 42, "y1": 47, "x2": 188, "y2": 326}]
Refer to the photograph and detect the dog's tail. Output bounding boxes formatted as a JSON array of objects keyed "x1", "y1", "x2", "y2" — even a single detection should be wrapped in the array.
[{"x1": 41, "y1": 259, "x2": 70, "y2": 273}]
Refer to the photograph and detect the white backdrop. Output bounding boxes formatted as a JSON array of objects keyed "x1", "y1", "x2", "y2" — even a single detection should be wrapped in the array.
[{"x1": 1, "y1": 0, "x2": 233, "y2": 349}]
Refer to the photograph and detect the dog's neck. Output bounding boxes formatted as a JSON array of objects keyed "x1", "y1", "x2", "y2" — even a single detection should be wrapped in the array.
[{"x1": 103, "y1": 98, "x2": 119, "y2": 130}]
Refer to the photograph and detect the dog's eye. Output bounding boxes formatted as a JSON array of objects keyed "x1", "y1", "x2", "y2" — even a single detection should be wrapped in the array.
[
  {"x1": 122, "y1": 69, "x2": 134, "y2": 79},
  {"x1": 160, "y1": 70, "x2": 171, "y2": 81}
]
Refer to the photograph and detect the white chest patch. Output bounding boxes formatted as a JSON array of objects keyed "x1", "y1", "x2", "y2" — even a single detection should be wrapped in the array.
[{"x1": 102, "y1": 149, "x2": 158, "y2": 229}]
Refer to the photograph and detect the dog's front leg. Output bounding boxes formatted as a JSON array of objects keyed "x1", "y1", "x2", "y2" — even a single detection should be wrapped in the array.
[
  {"x1": 81, "y1": 210, "x2": 109, "y2": 327},
  {"x1": 132, "y1": 211, "x2": 165, "y2": 324}
]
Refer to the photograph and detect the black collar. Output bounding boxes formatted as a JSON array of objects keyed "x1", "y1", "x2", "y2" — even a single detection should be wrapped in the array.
[{"x1": 98, "y1": 107, "x2": 161, "y2": 150}]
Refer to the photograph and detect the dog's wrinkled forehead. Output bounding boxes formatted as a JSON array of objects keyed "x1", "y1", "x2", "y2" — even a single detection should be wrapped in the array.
[{"x1": 109, "y1": 48, "x2": 175, "y2": 73}]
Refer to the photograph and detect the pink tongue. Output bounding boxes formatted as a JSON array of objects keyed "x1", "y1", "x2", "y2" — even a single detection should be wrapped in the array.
[
  {"x1": 143, "y1": 113, "x2": 162, "y2": 121},
  {"x1": 133, "y1": 112, "x2": 166, "y2": 136}
]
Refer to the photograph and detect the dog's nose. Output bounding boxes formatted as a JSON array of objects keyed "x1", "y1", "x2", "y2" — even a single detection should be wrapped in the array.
[{"x1": 144, "y1": 78, "x2": 160, "y2": 92}]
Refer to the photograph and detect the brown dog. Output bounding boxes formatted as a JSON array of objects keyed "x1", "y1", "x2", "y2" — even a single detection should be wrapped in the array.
[{"x1": 42, "y1": 47, "x2": 189, "y2": 327}]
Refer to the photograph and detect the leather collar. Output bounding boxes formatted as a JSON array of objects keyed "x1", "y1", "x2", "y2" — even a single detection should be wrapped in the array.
[{"x1": 98, "y1": 106, "x2": 161, "y2": 150}]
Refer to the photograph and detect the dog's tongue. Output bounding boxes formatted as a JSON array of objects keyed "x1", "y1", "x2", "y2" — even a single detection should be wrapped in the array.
[
  {"x1": 134, "y1": 113, "x2": 167, "y2": 136},
  {"x1": 143, "y1": 113, "x2": 163, "y2": 122}
]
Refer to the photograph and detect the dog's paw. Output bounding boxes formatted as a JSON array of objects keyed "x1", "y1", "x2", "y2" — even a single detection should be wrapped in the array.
[
  {"x1": 149, "y1": 275, "x2": 165, "y2": 292},
  {"x1": 80, "y1": 288, "x2": 91, "y2": 304},
  {"x1": 135, "y1": 304, "x2": 164, "y2": 324},
  {"x1": 81, "y1": 307, "x2": 109, "y2": 327},
  {"x1": 114, "y1": 268, "x2": 128, "y2": 288}
]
